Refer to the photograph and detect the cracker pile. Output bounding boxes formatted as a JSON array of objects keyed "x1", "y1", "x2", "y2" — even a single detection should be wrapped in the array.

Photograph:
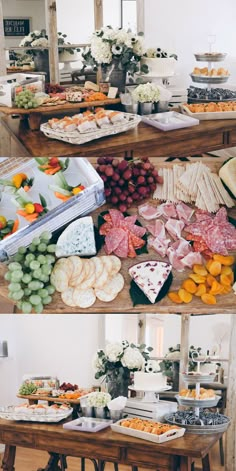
[
  {"x1": 51, "y1": 255, "x2": 124, "y2": 308},
  {"x1": 153, "y1": 162, "x2": 234, "y2": 212}
]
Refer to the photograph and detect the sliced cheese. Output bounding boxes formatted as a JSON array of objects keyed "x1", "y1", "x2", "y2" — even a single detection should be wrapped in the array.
[
  {"x1": 56, "y1": 216, "x2": 96, "y2": 257},
  {"x1": 219, "y1": 157, "x2": 236, "y2": 198},
  {"x1": 129, "y1": 260, "x2": 172, "y2": 304}
]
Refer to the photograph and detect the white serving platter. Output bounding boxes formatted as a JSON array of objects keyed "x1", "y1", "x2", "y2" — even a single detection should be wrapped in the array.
[
  {"x1": 111, "y1": 419, "x2": 185, "y2": 443},
  {"x1": 141, "y1": 111, "x2": 199, "y2": 131},
  {"x1": 180, "y1": 103, "x2": 236, "y2": 120},
  {"x1": 63, "y1": 417, "x2": 113, "y2": 432},
  {"x1": 0, "y1": 406, "x2": 73, "y2": 423},
  {"x1": 40, "y1": 113, "x2": 141, "y2": 145},
  {"x1": 0, "y1": 157, "x2": 105, "y2": 261}
]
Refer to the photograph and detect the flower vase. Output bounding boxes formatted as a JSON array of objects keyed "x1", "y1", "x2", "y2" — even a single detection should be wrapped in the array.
[
  {"x1": 101, "y1": 61, "x2": 127, "y2": 92},
  {"x1": 34, "y1": 51, "x2": 50, "y2": 82},
  {"x1": 106, "y1": 368, "x2": 130, "y2": 399},
  {"x1": 139, "y1": 102, "x2": 153, "y2": 115}
]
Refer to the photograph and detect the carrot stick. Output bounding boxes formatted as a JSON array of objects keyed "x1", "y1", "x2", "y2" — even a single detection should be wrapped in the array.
[
  {"x1": 39, "y1": 164, "x2": 51, "y2": 169},
  {"x1": 45, "y1": 166, "x2": 61, "y2": 175},
  {"x1": 25, "y1": 214, "x2": 38, "y2": 222},
  {"x1": 23, "y1": 186, "x2": 30, "y2": 192},
  {"x1": 12, "y1": 219, "x2": 19, "y2": 233},
  {"x1": 54, "y1": 192, "x2": 71, "y2": 201},
  {"x1": 17, "y1": 209, "x2": 28, "y2": 217}
]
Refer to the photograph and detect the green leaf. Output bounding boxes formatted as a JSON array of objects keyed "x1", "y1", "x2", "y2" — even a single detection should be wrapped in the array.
[
  {"x1": 147, "y1": 346, "x2": 153, "y2": 352},
  {"x1": 39, "y1": 194, "x2": 47, "y2": 208},
  {"x1": 138, "y1": 32, "x2": 144, "y2": 36},
  {"x1": 35, "y1": 157, "x2": 48, "y2": 165}
]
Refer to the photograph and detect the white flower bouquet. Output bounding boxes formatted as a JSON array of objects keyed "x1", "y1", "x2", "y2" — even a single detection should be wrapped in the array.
[
  {"x1": 87, "y1": 392, "x2": 111, "y2": 408},
  {"x1": 19, "y1": 30, "x2": 79, "y2": 56},
  {"x1": 82, "y1": 26, "x2": 144, "y2": 75},
  {"x1": 143, "y1": 47, "x2": 177, "y2": 60},
  {"x1": 131, "y1": 82, "x2": 160, "y2": 103}
]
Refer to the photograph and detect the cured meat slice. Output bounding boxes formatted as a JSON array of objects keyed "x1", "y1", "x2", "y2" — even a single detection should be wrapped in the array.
[
  {"x1": 159, "y1": 203, "x2": 177, "y2": 219},
  {"x1": 114, "y1": 232, "x2": 129, "y2": 258},
  {"x1": 167, "y1": 247, "x2": 185, "y2": 272},
  {"x1": 99, "y1": 221, "x2": 113, "y2": 236},
  {"x1": 181, "y1": 251, "x2": 202, "y2": 268},
  {"x1": 204, "y1": 226, "x2": 228, "y2": 255},
  {"x1": 214, "y1": 207, "x2": 228, "y2": 224},
  {"x1": 109, "y1": 209, "x2": 124, "y2": 227},
  {"x1": 121, "y1": 215, "x2": 137, "y2": 228},
  {"x1": 138, "y1": 203, "x2": 160, "y2": 220},
  {"x1": 171, "y1": 239, "x2": 191, "y2": 257},
  {"x1": 128, "y1": 233, "x2": 136, "y2": 258},
  {"x1": 105, "y1": 228, "x2": 127, "y2": 254},
  {"x1": 193, "y1": 240, "x2": 209, "y2": 253},
  {"x1": 148, "y1": 236, "x2": 170, "y2": 258},
  {"x1": 165, "y1": 219, "x2": 185, "y2": 240},
  {"x1": 103, "y1": 213, "x2": 112, "y2": 223},
  {"x1": 195, "y1": 211, "x2": 213, "y2": 222},
  {"x1": 129, "y1": 232, "x2": 145, "y2": 249},
  {"x1": 130, "y1": 224, "x2": 146, "y2": 238},
  {"x1": 146, "y1": 220, "x2": 166, "y2": 239},
  {"x1": 176, "y1": 202, "x2": 194, "y2": 222}
]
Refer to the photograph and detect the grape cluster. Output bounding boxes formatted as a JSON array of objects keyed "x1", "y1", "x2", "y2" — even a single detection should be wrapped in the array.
[
  {"x1": 19, "y1": 382, "x2": 37, "y2": 395},
  {"x1": 4, "y1": 231, "x2": 56, "y2": 314},
  {"x1": 15, "y1": 90, "x2": 39, "y2": 109},
  {"x1": 96, "y1": 156, "x2": 163, "y2": 212}
]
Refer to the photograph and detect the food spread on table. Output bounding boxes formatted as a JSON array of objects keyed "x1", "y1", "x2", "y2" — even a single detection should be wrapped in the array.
[
  {"x1": 47, "y1": 109, "x2": 127, "y2": 134},
  {"x1": 179, "y1": 388, "x2": 215, "y2": 399},
  {"x1": 192, "y1": 67, "x2": 229, "y2": 77},
  {"x1": 184, "y1": 102, "x2": 236, "y2": 113},
  {"x1": 0, "y1": 156, "x2": 235, "y2": 313}
]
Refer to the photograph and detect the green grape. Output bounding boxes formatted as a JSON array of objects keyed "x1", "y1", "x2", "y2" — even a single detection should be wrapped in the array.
[
  {"x1": 24, "y1": 288, "x2": 32, "y2": 296},
  {"x1": 12, "y1": 253, "x2": 24, "y2": 262},
  {"x1": 12, "y1": 289, "x2": 24, "y2": 301},
  {"x1": 8, "y1": 282, "x2": 21, "y2": 292},
  {"x1": 29, "y1": 294, "x2": 42, "y2": 306},
  {"x1": 29, "y1": 260, "x2": 40, "y2": 270},
  {"x1": 46, "y1": 285, "x2": 55, "y2": 295},
  {"x1": 22, "y1": 273, "x2": 32, "y2": 284},
  {"x1": 38, "y1": 243, "x2": 47, "y2": 252},
  {"x1": 32, "y1": 237, "x2": 41, "y2": 246},
  {"x1": 24, "y1": 105, "x2": 29, "y2": 109},
  {"x1": 32, "y1": 269, "x2": 42, "y2": 279},
  {"x1": 42, "y1": 295, "x2": 52, "y2": 305},
  {"x1": 21, "y1": 301, "x2": 33, "y2": 314},
  {"x1": 8, "y1": 262, "x2": 22, "y2": 271},
  {"x1": 28, "y1": 280, "x2": 43, "y2": 291},
  {"x1": 11, "y1": 271, "x2": 23, "y2": 282},
  {"x1": 40, "y1": 231, "x2": 52, "y2": 242},
  {"x1": 8, "y1": 292, "x2": 15, "y2": 299},
  {"x1": 34, "y1": 303, "x2": 44, "y2": 314},
  {"x1": 16, "y1": 301, "x2": 23, "y2": 311},
  {"x1": 39, "y1": 274, "x2": 49, "y2": 283},
  {"x1": 26, "y1": 253, "x2": 35, "y2": 262},
  {"x1": 38, "y1": 288, "x2": 49, "y2": 299},
  {"x1": 23, "y1": 260, "x2": 30, "y2": 268},
  {"x1": 45, "y1": 254, "x2": 55, "y2": 264},
  {"x1": 37, "y1": 254, "x2": 47, "y2": 264},
  {"x1": 18, "y1": 246, "x2": 27, "y2": 255},
  {"x1": 28, "y1": 243, "x2": 36, "y2": 253},
  {"x1": 28, "y1": 101, "x2": 32, "y2": 108},
  {"x1": 47, "y1": 244, "x2": 56, "y2": 253},
  {"x1": 42, "y1": 264, "x2": 52, "y2": 276},
  {"x1": 4, "y1": 272, "x2": 12, "y2": 281}
]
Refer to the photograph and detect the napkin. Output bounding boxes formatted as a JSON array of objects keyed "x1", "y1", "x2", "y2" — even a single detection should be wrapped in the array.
[{"x1": 107, "y1": 396, "x2": 127, "y2": 411}]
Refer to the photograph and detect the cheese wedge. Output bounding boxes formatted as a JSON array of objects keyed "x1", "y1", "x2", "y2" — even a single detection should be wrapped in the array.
[
  {"x1": 129, "y1": 260, "x2": 172, "y2": 304},
  {"x1": 219, "y1": 157, "x2": 236, "y2": 198},
  {"x1": 56, "y1": 216, "x2": 96, "y2": 257}
]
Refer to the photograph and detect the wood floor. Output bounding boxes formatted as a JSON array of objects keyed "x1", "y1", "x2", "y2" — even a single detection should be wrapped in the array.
[{"x1": 0, "y1": 442, "x2": 224, "y2": 471}]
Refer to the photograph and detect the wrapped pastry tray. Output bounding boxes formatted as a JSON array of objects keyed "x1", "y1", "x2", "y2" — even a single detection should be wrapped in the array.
[
  {"x1": 111, "y1": 419, "x2": 185, "y2": 443},
  {"x1": 40, "y1": 113, "x2": 141, "y2": 145},
  {"x1": 0, "y1": 406, "x2": 73, "y2": 422},
  {"x1": 180, "y1": 104, "x2": 236, "y2": 121},
  {"x1": 176, "y1": 394, "x2": 221, "y2": 408},
  {"x1": 190, "y1": 74, "x2": 229, "y2": 84},
  {"x1": 0, "y1": 157, "x2": 105, "y2": 261},
  {"x1": 141, "y1": 111, "x2": 199, "y2": 131}
]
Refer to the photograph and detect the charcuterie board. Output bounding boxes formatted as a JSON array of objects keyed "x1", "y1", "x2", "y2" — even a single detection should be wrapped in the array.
[{"x1": 0, "y1": 156, "x2": 235, "y2": 315}]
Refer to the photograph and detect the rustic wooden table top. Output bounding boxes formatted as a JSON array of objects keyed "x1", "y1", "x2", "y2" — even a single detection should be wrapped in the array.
[
  {"x1": 2, "y1": 114, "x2": 236, "y2": 158},
  {"x1": 0, "y1": 156, "x2": 235, "y2": 315},
  {"x1": 17, "y1": 393, "x2": 84, "y2": 405}
]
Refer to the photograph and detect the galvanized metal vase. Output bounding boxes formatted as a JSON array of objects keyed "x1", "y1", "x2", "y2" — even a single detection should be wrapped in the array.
[
  {"x1": 101, "y1": 61, "x2": 127, "y2": 92},
  {"x1": 34, "y1": 51, "x2": 50, "y2": 82},
  {"x1": 106, "y1": 368, "x2": 130, "y2": 399},
  {"x1": 139, "y1": 102, "x2": 153, "y2": 115}
]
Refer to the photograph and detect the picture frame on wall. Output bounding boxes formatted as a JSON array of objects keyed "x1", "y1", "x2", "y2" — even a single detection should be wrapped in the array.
[{"x1": 3, "y1": 17, "x2": 31, "y2": 37}]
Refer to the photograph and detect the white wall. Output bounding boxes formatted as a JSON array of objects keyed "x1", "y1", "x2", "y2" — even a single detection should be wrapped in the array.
[
  {"x1": 56, "y1": 0, "x2": 94, "y2": 44},
  {"x1": 2, "y1": 0, "x2": 46, "y2": 48},
  {"x1": 103, "y1": 0, "x2": 121, "y2": 29},
  {"x1": 143, "y1": 0, "x2": 236, "y2": 88}
]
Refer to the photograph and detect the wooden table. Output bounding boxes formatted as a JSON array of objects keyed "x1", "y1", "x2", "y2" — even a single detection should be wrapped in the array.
[
  {"x1": 0, "y1": 98, "x2": 121, "y2": 131},
  {"x1": 0, "y1": 418, "x2": 222, "y2": 471},
  {"x1": 2, "y1": 114, "x2": 236, "y2": 158}
]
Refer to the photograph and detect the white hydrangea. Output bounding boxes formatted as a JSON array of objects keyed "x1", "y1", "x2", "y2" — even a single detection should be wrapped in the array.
[
  {"x1": 87, "y1": 392, "x2": 111, "y2": 407},
  {"x1": 105, "y1": 342, "x2": 124, "y2": 362},
  {"x1": 102, "y1": 27, "x2": 116, "y2": 41},
  {"x1": 121, "y1": 347, "x2": 144, "y2": 370},
  {"x1": 31, "y1": 38, "x2": 49, "y2": 48},
  {"x1": 19, "y1": 35, "x2": 31, "y2": 46},
  {"x1": 33, "y1": 30, "x2": 41, "y2": 37},
  {"x1": 131, "y1": 82, "x2": 160, "y2": 103},
  {"x1": 133, "y1": 41, "x2": 144, "y2": 56},
  {"x1": 145, "y1": 47, "x2": 157, "y2": 58},
  {"x1": 92, "y1": 352, "x2": 105, "y2": 373},
  {"x1": 91, "y1": 36, "x2": 112, "y2": 64}
]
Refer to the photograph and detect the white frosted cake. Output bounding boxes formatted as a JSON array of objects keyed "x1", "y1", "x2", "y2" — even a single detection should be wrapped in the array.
[
  {"x1": 141, "y1": 57, "x2": 176, "y2": 77},
  {"x1": 134, "y1": 371, "x2": 167, "y2": 390},
  {"x1": 59, "y1": 51, "x2": 79, "y2": 62}
]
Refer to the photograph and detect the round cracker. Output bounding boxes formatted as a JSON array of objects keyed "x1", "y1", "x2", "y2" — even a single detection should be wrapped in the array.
[
  {"x1": 100, "y1": 255, "x2": 113, "y2": 274},
  {"x1": 50, "y1": 268, "x2": 69, "y2": 293},
  {"x1": 93, "y1": 266, "x2": 109, "y2": 288},
  {"x1": 79, "y1": 260, "x2": 96, "y2": 289},
  {"x1": 55, "y1": 257, "x2": 73, "y2": 280},
  {"x1": 70, "y1": 259, "x2": 86, "y2": 287},
  {"x1": 68, "y1": 256, "x2": 83, "y2": 278},
  {"x1": 109, "y1": 255, "x2": 122, "y2": 275},
  {"x1": 61, "y1": 287, "x2": 76, "y2": 307},
  {"x1": 73, "y1": 287, "x2": 96, "y2": 308},
  {"x1": 93, "y1": 256, "x2": 104, "y2": 280},
  {"x1": 102, "y1": 273, "x2": 124, "y2": 295},
  {"x1": 95, "y1": 288, "x2": 117, "y2": 302}
]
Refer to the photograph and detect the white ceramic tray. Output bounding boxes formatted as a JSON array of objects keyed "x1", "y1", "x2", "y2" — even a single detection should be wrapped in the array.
[
  {"x1": 0, "y1": 157, "x2": 105, "y2": 261},
  {"x1": 0, "y1": 406, "x2": 73, "y2": 422},
  {"x1": 63, "y1": 417, "x2": 113, "y2": 432},
  {"x1": 111, "y1": 419, "x2": 185, "y2": 443},
  {"x1": 180, "y1": 104, "x2": 236, "y2": 121},
  {"x1": 40, "y1": 113, "x2": 141, "y2": 145},
  {"x1": 141, "y1": 111, "x2": 199, "y2": 131}
]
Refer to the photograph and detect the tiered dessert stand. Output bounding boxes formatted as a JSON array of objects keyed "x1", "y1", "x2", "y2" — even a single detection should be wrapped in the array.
[{"x1": 165, "y1": 352, "x2": 230, "y2": 434}]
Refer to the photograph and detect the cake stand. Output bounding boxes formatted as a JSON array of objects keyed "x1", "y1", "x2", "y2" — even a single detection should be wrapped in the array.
[{"x1": 128, "y1": 385, "x2": 171, "y2": 403}]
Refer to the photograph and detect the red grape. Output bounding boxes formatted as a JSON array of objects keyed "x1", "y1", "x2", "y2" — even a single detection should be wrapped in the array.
[
  {"x1": 110, "y1": 180, "x2": 116, "y2": 187},
  {"x1": 132, "y1": 192, "x2": 139, "y2": 200},
  {"x1": 119, "y1": 203, "x2": 127, "y2": 212},
  {"x1": 112, "y1": 159, "x2": 119, "y2": 167},
  {"x1": 101, "y1": 175, "x2": 107, "y2": 182},
  {"x1": 119, "y1": 194, "x2": 126, "y2": 202},
  {"x1": 114, "y1": 187, "x2": 122, "y2": 195},
  {"x1": 138, "y1": 186, "x2": 147, "y2": 195},
  {"x1": 137, "y1": 175, "x2": 145, "y2": 185},
  {"x1": 97, "y1": 157, "x2": 105, "y2": 165},
  {"x1": 105, "y1": 166, "x2": 114, "y2": 177},
  {"x1": 111, "y1": 196, "x2": 119, "y2": 204},
  {"x1": 118, "y1": 178, "x2": 125, "y2": 186},
  {"x1": 123, "y1": 169, "x2": 132, "y2": 180},
  {"x1": 150, "y1": 183, "x2": 156, "y2": 191},
  {"x1": 147, "y1": 176, "x2": 154, "y2": 183},
  {"x1": 104, "y1": 188, "x2": 111, "y2": 197},
  {"x1": 141, "y1": 156, "x2": 149, "y2": 162},
  {"x1": 142, "y1": 162, "x2": 151, "y2": 171},
  {"x1": 140, "y1": 169, "x2": 146, "y2": 176},
  {"x1": 127, "y1": 196, "x2": 133, "y2": 205},
  {"x1": 156, "y1": 175, "x2": 163, "y2": 184},
  {"x1": 118, "y1": 160, "x2": 128, "y2": 171},
  {"x1": 112, "y1": 172, "x2": 120, "y2": 182},
  {"x1": 128, "y1": 184, "x2": 135, "y2": 194}
]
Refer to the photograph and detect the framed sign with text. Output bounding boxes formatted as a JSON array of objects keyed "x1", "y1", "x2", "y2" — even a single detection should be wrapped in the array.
[{"x1": 4, "y1": 18, "x2": 31, "y2": 37}]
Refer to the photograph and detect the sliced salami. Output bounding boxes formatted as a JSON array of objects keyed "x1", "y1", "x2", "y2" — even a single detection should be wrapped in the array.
[
  {"x1": 128, "y1": 233, "x2": 136, "y2": 258},
  {"x1": 105, "y1": 228, "x2": 127, "y2": 254},
  {"x1": 114, "y1": 231, "x2": 129, "y2": 258},
  {"x1": 109, "y1": 209, "x2": 124, "y2": 227},
  {"x1": 99, "y1": 221, "x2": 113, "y2": 235},
  {"x1": 129, "y1": 232, "x2": 145, "y2": 249}
]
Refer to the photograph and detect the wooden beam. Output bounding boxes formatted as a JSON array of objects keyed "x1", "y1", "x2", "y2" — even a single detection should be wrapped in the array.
[
  {"x1": 46, "y1": 0, "x2": 59, "y2": 84},
  {"x1": 225, "y1": 314, "x2": 236, "y2": 471},
  {"x1": 0, "y1": 0, "x2": 6, "y2": 75},
  {"x1": 94, "y1": 0, "x2": 103, "y2": 30},
  {"x1": 179, "y1": 314, "x2": 190, "y2": 391},
  {"x1": 136, "y1": 0, "x2": 144, "y2": 34}
]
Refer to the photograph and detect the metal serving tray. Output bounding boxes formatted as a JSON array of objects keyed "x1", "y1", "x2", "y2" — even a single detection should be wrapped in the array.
[
  {"x1": 0, "y1": 158, "x2": 105, "y2": 261},
  {"x1": 165, "y1": 413, "x2": 230, "y2": 435},
  {"x1": 190, "y1": 74, "x2": 229, "y2": 84},
  {"x1": 176, "y1": 394, "x2": 221, "y2": 408}
]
